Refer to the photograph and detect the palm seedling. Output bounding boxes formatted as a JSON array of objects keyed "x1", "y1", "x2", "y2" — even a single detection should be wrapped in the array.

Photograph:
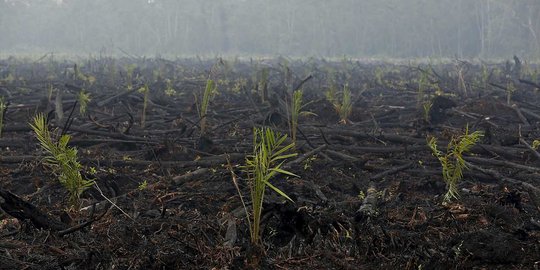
[
  {"x1": 533, "y1": 139, "x2": 540, "y2": 150},
  {"x1": 258, "y1": 68, "x2": 269, "y2": 103},
  {"x1": 422, "y1": 101, "x2": 433, "y2": 123},
  {"x1": 417, "y1": 70, "x2": 429, "y2": 108},
  {"x1": 73, "y1": 64, "x2": 95, "y2": 86},
  {"x1": 47, "y1": 83, "x2": 54, "y2": 103},
  {"x1": 139, "y1": 84, "x2": 149, "y2": 128},
  {"x1": 506, "y1": 81, "x2": 516, "y2": 105},
  {"x1": 30, "y1": 113, "x2": 94, "y2": 208},
  {"x1": 164, "y1": 79, "x2": 177, "y2": 96},
  {"x1": 241, "y1": 127, "x2": 297, "y2": 244},
  {"x1": 375, "y1": 67, "x2": 384, "y2": 86},
  {"x1": 340, "y1": 84, "x2": 352, "y2": 123},
  {"x1": 289, "y1": 89, "x2": 315, "y2": 145},
  {"x1": 78, "y1": 90, "x2": 91, "y2": 116},
  {"x1": 327, "y1": 83, "x2": 352, "y2": 124},
  {"x1": 195, "y1": 79, "x2": 217, "y2": 135},
  {"x1": 428, "y1": 126, "x2": 483, "y2": 203},
  {"x1": 126, "y1": 64, "x2": 137, "y2": 90}
]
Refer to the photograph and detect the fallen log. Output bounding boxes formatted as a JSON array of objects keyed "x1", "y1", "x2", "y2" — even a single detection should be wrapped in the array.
[
  {"x1": 0, "y1": 153, "x2": 245, "y2": 170},
  {"x1": 96, "y1": 88, "x2": 138, "y2": 107},
  {"x1": 466, "y1": 162, "x2": 540, "y2": 212},
  {"x1": 173, "y1": 168, "x2": 211, "y2": 185},
  {"x1": 518, "y1": 137, "x2": 540, "y2": 160},
  {"x1": 356, "y1": 182, "x2": 379, "y2": 219},
  {"x1": 82, "y1": 153, "x2": 245, "y2": 168},
  {"x1": 69, "y1": 125, "x2": 153, "y2": 142},
  {"x1": 464, "y1": 156, "x2": 540, "y2": 173},
  {"x1": 370, "y1": 162, "x2": 414, "y2": 180},
  {"x1": 0, "y1": 188, "x2": 67, "y2": 231},
  {"x1": 283, "y1": 144, "x2": 327, "y2": 169}
]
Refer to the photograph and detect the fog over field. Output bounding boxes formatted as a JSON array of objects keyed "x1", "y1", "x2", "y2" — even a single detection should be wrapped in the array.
[{"x1": 0, "y1": 0, "x2": 539, "y2": 58}]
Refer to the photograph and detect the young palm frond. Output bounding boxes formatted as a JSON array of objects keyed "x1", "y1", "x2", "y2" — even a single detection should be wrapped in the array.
[
  {"x1": 289, "y1": 89, "x2": 316, "y2": 144},
  {"x1": 428, "y1": 126, "x2": 483, "y2": 203},
  {"x1": 339, "y1": 84, "x2": 352, "y2": 123},
  {"x1": 243, "y1": 127, "x2": 298, "y2": 244},
  {"x1": 78, "y1": 90, "x2": 91, "y2": 116},
  {"x1": 195, "y1": 79, "x2": 217, "y2": 135},
  {"x1": 126, "y1": 64, "x2": 137, "y2": 90},
  {"x1": 326, "y1": 84, "x2": 352, "y2": 124},
  {"x1": 30, "y1": 113, "x2": 94, "y2": 208},
  {"x1": 139, "y1": 84, "x2": 149, "y2": 128},
  {"x1": 423, "y1": 101, "x2": 433, "y2": 123},
  {"x1": 259, "y1": 68, "x2": 269, "y2": 103}
]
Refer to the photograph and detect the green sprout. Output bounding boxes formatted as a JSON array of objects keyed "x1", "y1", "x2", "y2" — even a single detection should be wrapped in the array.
[
  {"x1": 232, "y1": 78, "x2": 247, "y2": 94},
  {"x1": 259, "y1": 68, "x2": 269, "y2": 103},
  {"x1": 329, "y1": 83, "x2": 353, "y2": 124},
  {"x1": 195, "y1": 79, "x2": 217, "y2": 135},
  {"x1": 506, "y1": 81, "x2": 516, "y2": 105},
  {"x1": 357, "y1": 190, "x2": 366, "y2": 200},
  {"x1": 78, "y1": 90, "x2": 91, "y2": 116},
  {"x1": 325, "y1": 83, "x2": 337, "y2": 105},
  {"x1": 47, "y1": 83, "x2": 54, "y2": 103},
  {"x1": 303, "y1": 155, "x2": 317, "y2": 170},
  {"x1": 30, "y1": 113, "x2": 94, "y2": 208},
  {"x1": 126, "y1": 64, "x2": 137, "y2": 90},
  {"x1": 428, "y1": 126, "x2": 483, "y2": 203},
  {"x1": 138, "y1": 180, "x2": 148, "y2": 191},
  {"x1": 74, "y1": 64, "x2": 83, "y2": 81},
  {"x1": 164, "y1": 79, "x2": 177, "y2": 96},
  {"x1": 531, "y1": 69, "x2": 538, "y2": 87},
  {"x1": 334, "y1": 84, "x2": 352, "y2": 124},
  {"x1": 289, "y1": 89, "x2": 315, "y2": 145},
  {"x1": 375, "y1": 67, "x2": 384, "y2": 85},
  {"x1": 3, "y1": 73, "x2": 15, "y2": 84},
  {"x1": 74, "y1": 64, "x2": 95, "y2": 86},
  {"x1": 532, "y1": 140, "x2": 540, "y2": 150},
  {"x1": 422, "y1": 101, "x2": 433, "y2": 123},
  {"x1": 418, "y1": 71, "x2": 429, "y2": 108},
  {"x1": 139, "y1": 84, "x2": 150, "y2": 128},
  {"x1": 242, "y1": 127, "x2": 298, "y2": 244}
]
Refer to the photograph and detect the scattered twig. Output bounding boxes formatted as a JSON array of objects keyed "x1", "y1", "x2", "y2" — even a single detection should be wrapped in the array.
[
  {"x1": 509, "y1": 104, "x2": 530, "y2": 126},
  {"x1": 293, "y1": 74, "x2": 313, "y2": 92},
  {"x1": 58, "y1": 203, "x2": 109, "y2": 237},
  {"x1": 94, "y1": 182, "x2": 135, "y2": 222},
  {"x1": 283, "y1": 144, "x2": 327, "y2": 169},
  {"x1": 173, "y1": 168, "x2": 211, "y2": 185}
]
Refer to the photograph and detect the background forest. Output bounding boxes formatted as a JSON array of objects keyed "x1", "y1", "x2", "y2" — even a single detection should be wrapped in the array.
[{"x1": 0, "y1": 0, "x2": 539, "y2": 59}]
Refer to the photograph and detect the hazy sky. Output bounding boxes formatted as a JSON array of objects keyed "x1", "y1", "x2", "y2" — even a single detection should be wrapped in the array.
[{"x1": 0, "y1": 0, "x2": 539, "y2": 59}]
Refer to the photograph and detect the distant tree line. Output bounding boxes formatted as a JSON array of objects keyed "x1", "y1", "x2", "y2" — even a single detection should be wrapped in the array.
[{"x1": 0, "y1": 0, "x2": 539, "y2": 59}]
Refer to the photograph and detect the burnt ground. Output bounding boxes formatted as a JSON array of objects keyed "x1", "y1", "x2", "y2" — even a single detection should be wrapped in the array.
[{"x1": 0, "y1": 56, "x2": 539, "y2": 269}]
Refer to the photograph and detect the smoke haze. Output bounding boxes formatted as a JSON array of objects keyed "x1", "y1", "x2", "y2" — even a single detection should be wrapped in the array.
[{"x1": 0, "y1": 0, "x2": 539, "y2": 59}]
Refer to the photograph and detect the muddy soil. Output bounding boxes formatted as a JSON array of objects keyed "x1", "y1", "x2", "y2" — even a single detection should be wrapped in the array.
[{"x1": 0, "y1": 56, "x2": 539, "y2": 269}]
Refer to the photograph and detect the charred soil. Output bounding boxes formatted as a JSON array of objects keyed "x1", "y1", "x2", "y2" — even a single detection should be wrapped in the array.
[{"x1": 0, "y1": 57, "x2": 539, "y2": 269}]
